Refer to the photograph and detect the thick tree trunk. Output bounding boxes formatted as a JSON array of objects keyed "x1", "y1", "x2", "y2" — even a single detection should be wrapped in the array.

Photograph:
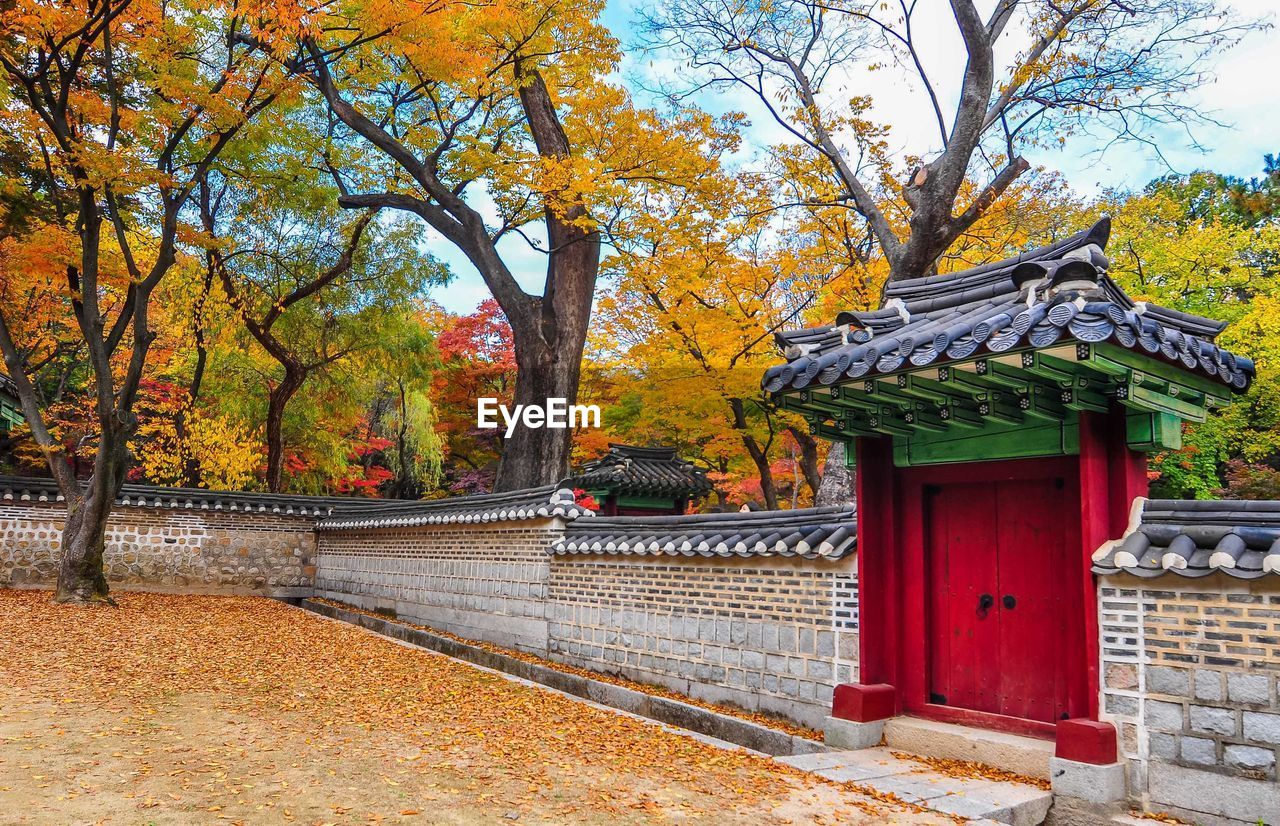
[
  {"x1": 815, "y1": 441, "x2": 856, "y2": 511},
  {"x1": 492, "y1": 334, "x2": 583, "y2": 491},
  {"x1": 54, "y1": 431, "x2": 129, "y2": 604},
  {"x1": 264, "y1": 368, "x2": 306, "y2": 494}
]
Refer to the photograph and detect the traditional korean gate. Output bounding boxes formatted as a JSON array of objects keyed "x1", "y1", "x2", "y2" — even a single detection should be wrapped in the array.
[{"x1": 923, "y1": 476, "x2": 1072, "y2": 724}]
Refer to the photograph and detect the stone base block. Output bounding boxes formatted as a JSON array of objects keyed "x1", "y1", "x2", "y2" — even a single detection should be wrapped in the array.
[
  {"x1": 823, "y1": 715, "x2": 884, "y2": 750},
  {"x1": 1049, "y1": 757, "x2": 1126, "y2": 803}
]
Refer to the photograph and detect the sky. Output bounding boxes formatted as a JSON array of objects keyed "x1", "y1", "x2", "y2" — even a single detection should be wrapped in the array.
[{"x1": 429, "y1": 0, "x2": 1280, "y2": 314}]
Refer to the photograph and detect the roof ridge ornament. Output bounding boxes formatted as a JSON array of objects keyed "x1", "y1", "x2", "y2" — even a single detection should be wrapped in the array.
[{"x1": 885, "y1": 297, "x2": 911, "y2": 325}]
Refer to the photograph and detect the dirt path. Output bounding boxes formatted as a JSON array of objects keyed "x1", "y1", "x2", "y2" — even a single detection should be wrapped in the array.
[{"x1": 0, "y1": 591, "x2": 949, "y2": 825}]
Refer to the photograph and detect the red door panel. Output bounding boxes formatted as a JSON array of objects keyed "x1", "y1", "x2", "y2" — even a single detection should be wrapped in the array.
[
  {"x1": 927, "y1": 482, "x2": 1000, "y2": 715},
  {"x1": 925, "y1": 474, "x2": 1071, "y2": 726},
  {"x1": 993, "y1": 477, "x2": 1068, "y2": 723}
]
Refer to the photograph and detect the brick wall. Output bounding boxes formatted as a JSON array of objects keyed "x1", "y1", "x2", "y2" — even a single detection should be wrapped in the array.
[
  {"x1": 1100, "y1": 576, "x2": 1280, "y2": 824},
  {"x1": 0, "y1": 501, "x2": 316, "y2": 595},
  {"x1": 546, "y1": 556, "x2": 857, "y2": 729},
  {"x1": 314, "y1": 522, "x2": 560, "y2": 654}
]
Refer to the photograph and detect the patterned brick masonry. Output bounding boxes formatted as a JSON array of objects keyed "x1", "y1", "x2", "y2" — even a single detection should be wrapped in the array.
[
  {"x1": 546, "y1": 556, "x2": 855, "y2": 729},
  {"x1": 314, "y1": 523, "x2": 558, "y2": 654},
  {"x1": 315, "y1": 524, "x2": 858, "y2": 729},
  {"x1": 0, "y1": 501, "x2": 316, "y2": 594},
  {"x1": 1100, "y1": 578, "x2": 1280, "y2": 802}
]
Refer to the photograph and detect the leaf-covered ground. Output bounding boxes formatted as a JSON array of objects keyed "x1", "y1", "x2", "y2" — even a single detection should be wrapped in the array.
[{"x1": 0, "y1": 591, "x2": 950, "y2": 825}]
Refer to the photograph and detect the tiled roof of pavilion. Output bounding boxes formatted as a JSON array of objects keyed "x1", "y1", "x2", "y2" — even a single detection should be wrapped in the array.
[
  {"x1": 550, "y1": 505, "x2": 855, "y2": 560},
  {"x1": 561, "y1": 444, "x2": 712, "y2": 498},
  {"x1": 1093, "y1": 498, "x2": 1280, "y2": 579},
  {"x1": 762, "y1": 218, "x2": 1254, "y2": 396}
]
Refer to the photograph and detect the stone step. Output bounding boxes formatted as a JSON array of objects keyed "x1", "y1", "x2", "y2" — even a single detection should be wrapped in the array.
[
  {"x1": 884, "y1": 716, "x2": 1056, "y2": 779},
  {"x1": 777, "y1": 747, "x2": 1053, "y2": 826}
]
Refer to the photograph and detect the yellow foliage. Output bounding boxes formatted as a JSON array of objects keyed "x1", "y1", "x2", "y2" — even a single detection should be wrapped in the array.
[{"x1": 137, "y1": 408, "x2": 261, "y2": 491}]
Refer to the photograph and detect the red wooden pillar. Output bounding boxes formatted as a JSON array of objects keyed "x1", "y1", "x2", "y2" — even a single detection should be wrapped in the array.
[
  {"x1": 1077, "y1": 411, "x2": 1149, "y2": 719},
  {"x1": 855, "y1": 436, "x2": 900, "y2": 709}
]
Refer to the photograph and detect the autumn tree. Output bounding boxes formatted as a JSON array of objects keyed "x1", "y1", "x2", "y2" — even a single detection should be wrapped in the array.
[
  {"x1": 243, "y1": 0, "x2": 729, "y2": 489},
  {"x1": 428, "y1": 300, "x2": 517, "y2": 494},
  {"x1": 197, "y1": 125, "x2": 445, "y2": 492},
  {"x1": 0, "y1": 0, "x2": 282, "y2": 602},
  {"x1": 597, "y1": 168, "x2": 834, "y2": 508},
  {"x1": 1103, "y1": 158, "x2": 1280, "y2": 498},
  {"x1": 358, "y1": 310, "x2": 445, "y2": 499}
]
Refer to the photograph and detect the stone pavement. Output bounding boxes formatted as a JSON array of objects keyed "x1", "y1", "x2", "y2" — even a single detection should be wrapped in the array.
[{"x1": 776, "y1": 747, "x2": 1054, "y2": 826}]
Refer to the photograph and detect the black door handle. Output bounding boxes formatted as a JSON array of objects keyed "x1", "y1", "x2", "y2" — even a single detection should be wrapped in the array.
[
  {"x1": 1003, "y1": 594, "x2": 1017, "y2": 609},
  {"x1": 977, "y1": 593, "x2": 994, "y2": 617}
]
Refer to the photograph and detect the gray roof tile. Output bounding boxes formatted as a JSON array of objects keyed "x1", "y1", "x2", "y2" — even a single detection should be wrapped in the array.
[
  {"x1": 0, "y1": 475, "x2": 595, "y2": 527},
  {"x1": 762, "y1": 218, "x2": 1253, "y2": 394},
  {"x1": 552, "y1": 505, "x2": 855, "y2": 560},
  {"x1": 318, "y1": 486, "x2": 593, "y2": 529},
  {"x1": 1093, "y1": 498, "x2": 1280, "y2": 579}
]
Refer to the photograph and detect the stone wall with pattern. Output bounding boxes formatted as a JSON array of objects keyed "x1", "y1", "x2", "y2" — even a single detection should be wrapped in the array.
[
  {"x1": 0, "y1": 500, "x2": 316, "y2": 595},
  {"x1": 1099, "y1": 575, "x2": 1280, "y2": 825},
  {"x1": 546, "y1": 556, "x2": 857, "y2": 729},
  {"x1": 314, "y1": 522, "x2": 560, "y2": 654},
  {"x1": 313, "y1": 521, "x2": 859, "y2": 728}
]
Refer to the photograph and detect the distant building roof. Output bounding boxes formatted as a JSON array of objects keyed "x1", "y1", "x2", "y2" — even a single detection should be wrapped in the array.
[
  {"x1": 1093, "y1": 498, "x2": 1280, "y2": 580},
  {"x1": 551, "y1": 505, "x2": 855, "y2": 561},
  {"x1": 764, "y1": 218, "x2": 1253, "y2": 398},
  {"x1": 561, "y1": 444, "x2": 712, "y2": 498}
]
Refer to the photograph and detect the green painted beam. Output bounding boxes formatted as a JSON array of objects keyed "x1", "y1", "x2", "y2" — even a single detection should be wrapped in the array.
[
  {"x1": 1123, "y1": 384, "x2": 1209, "y2": 423},
  {"x1": 824, "y1": 386, "x2": 882, "y2": 412},
  {"x1": 1090, "y1": 342, "x2": 1233, "y2": 400},
  {"x1": 893, "y1": 373, "x2": 953, "y2": 404},
  {"x1": 1126, "y1": 410, "x2": 1183, "y2": 452},
  {"x1": 859, "y1": 379, "x2": 916, "y2": 409}
]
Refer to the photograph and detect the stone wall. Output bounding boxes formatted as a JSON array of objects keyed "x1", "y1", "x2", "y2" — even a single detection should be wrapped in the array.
[
  {"x1": 1100, "y1": 575, "x2": 1280, "y2": 825},
  {"x1": 313, "y1": 520, "x2": 857, "y2": 728},
  {"x1": 314, "y1": 522, "x2": 560, "y2": 654},
  {"x1": 547, "y1": 556, "x2": 856, "y2": 729},
  {"x1": 0, "y1": 500, "x2": 316, "y2": 595}
]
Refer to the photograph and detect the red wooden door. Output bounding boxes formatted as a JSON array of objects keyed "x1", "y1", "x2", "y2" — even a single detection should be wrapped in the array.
[{"x1": 925, "y1": 476, "x2": 1070, "y2": 724}]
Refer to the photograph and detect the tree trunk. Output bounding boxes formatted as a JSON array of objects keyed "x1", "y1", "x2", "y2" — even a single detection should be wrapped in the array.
[
  {"x1": 54, "y1": 429, "x2": 129, "y2": 604},
  {"x1": 492, "y1": 334, "x2": 583, "y2": 491},
  {"x1": 815, "y1": 441, "x2": 856, "y2": 511},
  {"x1": 741, "y1": 434, "x2": 779, "y2": 510},
  {"x1": 727, "y1": 397, "x2": 778, "y2": 509},
  {"x1": 264, "y1": 368, "x2": 306, "y2": 493},
  {"x1": 787, "y1": 426, "x2": 823, "y2": 500}
]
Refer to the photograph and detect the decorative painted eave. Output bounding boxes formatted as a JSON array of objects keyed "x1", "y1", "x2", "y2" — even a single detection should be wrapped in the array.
[
  {"x1": 0, "y1": 475, "x2": 344, "y2": 518},
  {"x1": 763, "y1": 219, "x2": 1253, "y2": 447},
  {"x1": 560, "y1": 444, "x2": 713, "y2": 498},
  {"x1": 318, "y1": 486, "x2": 594, "y2": 531},
  {"x1": 1093, "y1": 498, "x2": 1280, "y2": 580},
  {"x1": 551, "y1": 505, "x2": 855, "y2": 561}
]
